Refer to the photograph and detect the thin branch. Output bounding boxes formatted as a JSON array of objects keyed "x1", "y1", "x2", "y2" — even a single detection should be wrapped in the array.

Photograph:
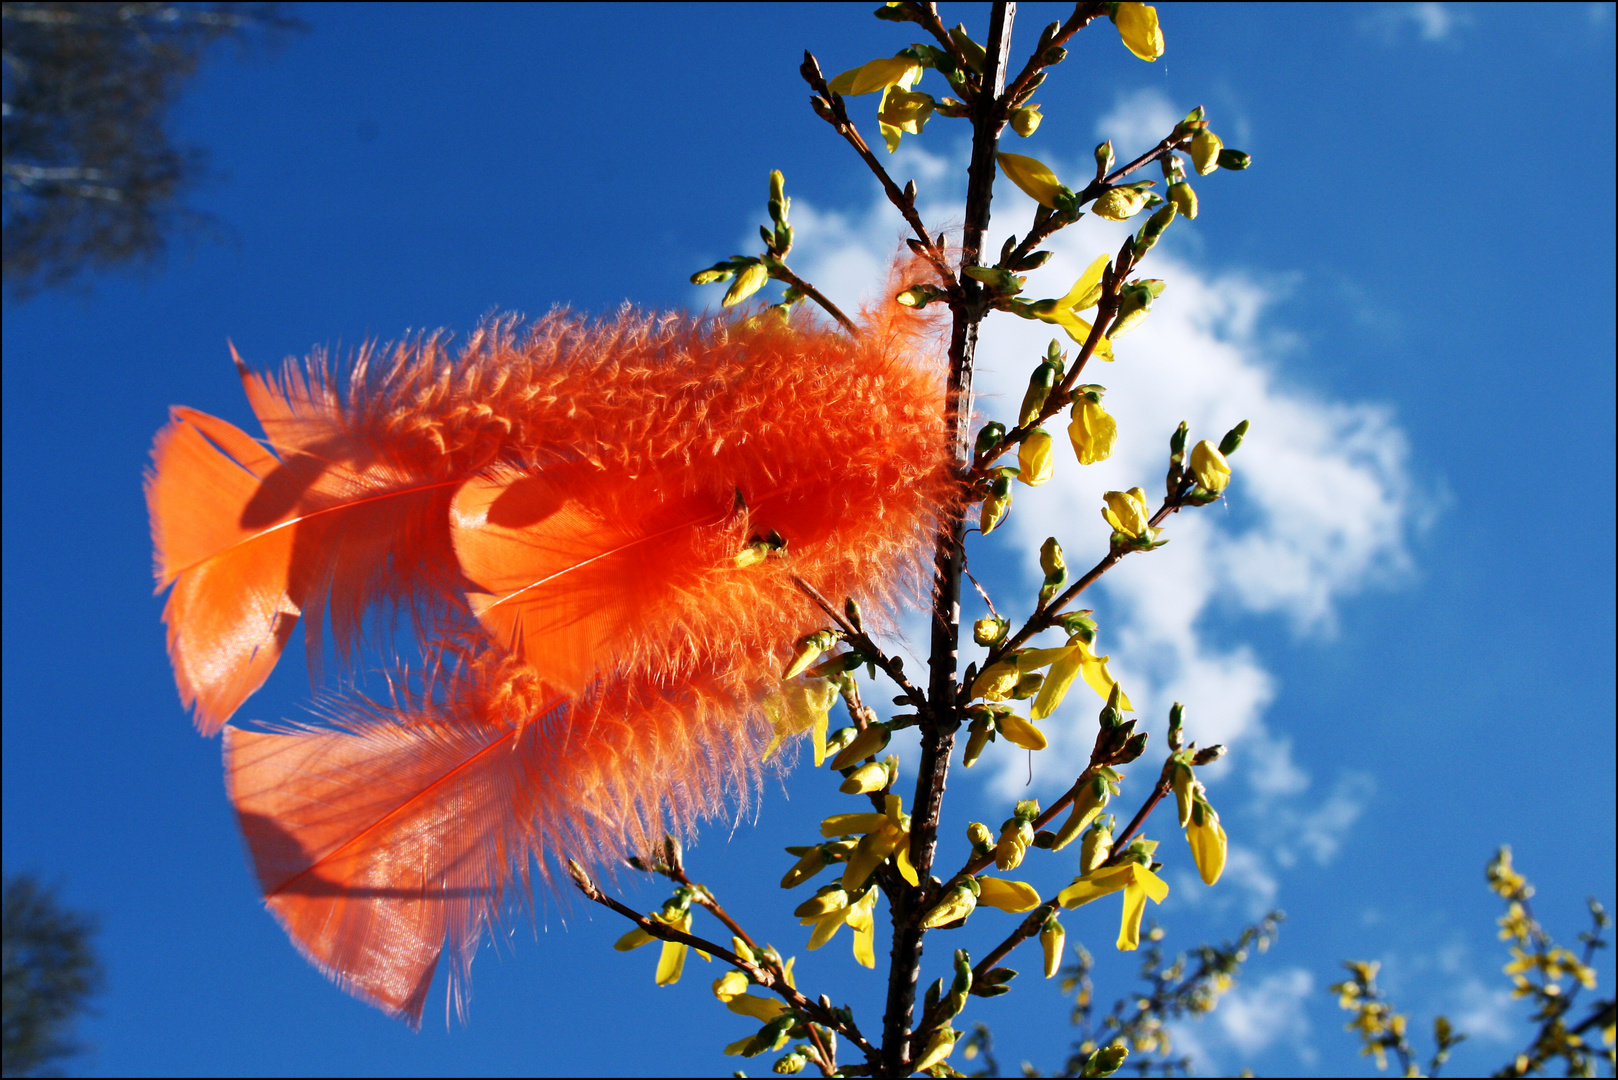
[
  {"x1": 566, "y1": 861, "x2": 880, "y2": 1063},
  {"x1": 799, "y1": 51, "x2": 956, "y2": 288},
  {"x1": 1104, "y1": 756, "x2": 1176, "y2": 858},
  {"x1": 770, "y1": 261, "x2": 859, "y2": 336},
  {"x1": 791, "y1": 574, "x2": 930, "y2": 716},
  {"x1": 1001, "y1": 2, "x2": 1107, "y2": 104}
]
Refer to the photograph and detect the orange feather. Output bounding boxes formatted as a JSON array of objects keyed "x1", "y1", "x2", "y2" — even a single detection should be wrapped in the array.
[{"x1": 148, "y1": 266, "x2": 956, "y2": 1023}]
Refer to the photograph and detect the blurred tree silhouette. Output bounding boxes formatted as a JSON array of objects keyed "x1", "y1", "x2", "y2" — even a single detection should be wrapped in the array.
[
  {"x1": 1, "y1": 2, "x2": 299, "y2": 299},
  {"x1": 2, "y1": 875, "x2": 101, "y2": 1078}
]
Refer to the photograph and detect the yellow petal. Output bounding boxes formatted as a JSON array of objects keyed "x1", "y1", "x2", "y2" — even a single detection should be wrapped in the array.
[
  {"x1": 728, "y1": 994, "x2": 789, "y2": 1021},
  {"x1": 997, "y1": 151, "x2": 1065, "y2": 209},
  {"x1": 1117, "y1": 881, "x2": 1149, "y2": 950},
  {"x1": 1068, "y1": 400, "x2": 1118, "y2": 465},
  {"x1": 1113, "y1": 2, "x2": 1165, "y2": 61},
  {"x1": 655, "y1": 938, "x2": 688, "y2": 985},
  {"x1": 1056, "y1": 864, "x2": 1133, "y2": 908},
  {"x1": 762, "y1": 678, "x2": 839, "y2": 764},
  {"x1": 1092, "y1": 187, "x2": 1149, "y2": 222},
  {"x1": 829, "y1": 56, "x2": 923, "y2": 96},
  {"x1": 893, "y1": 832, "x2": 920, "y2": 886},
  {"x1": 806, "y1": 910, "x2": 847, "y2": 950},
  {"x1": 998, "y1": 713, "x2": 1048, "y2": 751},
  {"x1": 1056, "y1": 254, "x2": 1111, "y2": 312},
  {"x1": 1190, "y1": 440, "x2": 1231, "y2": 493},
  {"x1": 1030, "y1": 647, "x2": 1083, "y2": 721},
  {"x1": 1018, "y1": 428, "x2": 1054, "y2": 486},
  {"x1": 853, "y1": 920, "x2": 876, "y2": 969},
  {"x1": 977, "y1": 876, "x2": 1043, "y2": 912},
  {"x1": 1078, "y1": 646, "x2": 1133, "y2": 710},
  {"x1": 614, "y1": 926, "x2": 655, "y2": 951},
  {"x1": 821, "y1": 812, "x2": 886, "y2": 837},
  {"x1": 1042, "y1": 309, "x2": 1115, "y2": 360},
  {"x1": 1188, "y1": 809, "x2": 1228, "y2": 886}
]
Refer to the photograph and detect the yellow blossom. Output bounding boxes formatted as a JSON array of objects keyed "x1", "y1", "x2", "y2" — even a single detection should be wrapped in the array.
[
  {"x1": 995, "y1": 818, "x2": 1034, "y2": 871},
  {"x1": 920, "y1": 880, "x2": 979, "y2": 929},
  {"x1": 1191, "y1": 129, "x2": 1223, "y2": 176},
  {"x1": 977, "y1": 876, "x2": 1043, "y2": 913},
  {"x1": 1010, "y1": 104, "x2": 1042, "y2": 137},
  {"x1": 1102, "y1": 487, "x2": 1152, "y2": 538},
  {"x1": 827, "y1": 56, "x2": 922, "y2": 96},
  {"x1": 1041, "y1": 915, "x2": 1066, "y2": 978},
  {"x1": 1092, "y1": 187, "x2": 1149, "y2": 221},
  {"x1": 997, "y1": 151, "x2": 1066, "y2": 208},
  {"x1": 1028, "y1": 635, "x2": 1134, "y2": 718},
  {"x1": 1056, "y1": 862, "x2": 1170, "y2": 951},
  {"x1": 1190, "y1": 440, "x2": 1230, "y2": 493},
  {"x1": 1029, "y1": 254, "x2": 1117, "y2": 358},
  {"x1": 914, "y1": 1027, "x2": 961, "y2": 1072},
  {"x1": 823, "y1": 793, "x2": 919, "y2": 891},
  {"x1": 1018, "y1": 428, "x2": 1055, "y2": 485},
  {"x1": 727, "y1": 994, "x2": 788, "y2": 1022},
  {"x1": 1168, "y1": 180, "x2": 1197, "y2": 219},
  {"x1": 996, "y1": 711, "x2": 1048, "y2": 751},
  {"x1": 839, "y1": 757, "x2": 892, "y2": 795},
  {"x1": 971, "y1": 659, "x2": 1020, "y2": 701},
  {"x1": 723, "y1": 261, "x2": 769, "y2": 307},
  {"x1": 713, "y1": 970, "x2": 749, "y2": 1001},
  {"x1": 656, "y1": 911, "x2": 695, "y2": 985},
  {"x1": 1079, "y1": 817, "x2": 1115, "y2": 873},
  {"x1": 1069, "y1": 397, "x2": 1118, "y2": 464},
  {"x1": 1186, "y1": 796, "x2": 1227, "y2": 885},
  {"x1": 877, "y1": 85, "x2": 934, "y2": 152},
  {"x1": 761, "y1": 676, "x2": 838, "y2": 764},
  {"x1": 844, "y1": 885, "x2": 879, "y2": 968},
  {"x1": 1112, "y1": 2, "x2": 1165, "y2": 61}
]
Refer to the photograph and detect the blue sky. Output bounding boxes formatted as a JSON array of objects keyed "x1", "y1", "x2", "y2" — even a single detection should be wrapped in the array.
[{"x1": 2, "y1": 3, "x2": 1613, "y2": 1076}]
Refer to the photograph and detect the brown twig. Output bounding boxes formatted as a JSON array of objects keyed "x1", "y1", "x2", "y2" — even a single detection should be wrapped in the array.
[
  {"x1": 791, "y1": 574, "x2": 930, "y2": 716},
  {"x1": 566, "y1": 861, "x2": 880, "y2": 1064},
  {"x1": 1104, "y1": 757, "x2": 1176, "y2": 859},
  {"x1": 769, "y1": 260, "x2": 859, "y2": 336},
  {"x1": 799, "y1": 52, "x2": 956, "y2": 289},
  {"x1": 1001, "y1": 2, "x2": 1107, "y2": 103}
]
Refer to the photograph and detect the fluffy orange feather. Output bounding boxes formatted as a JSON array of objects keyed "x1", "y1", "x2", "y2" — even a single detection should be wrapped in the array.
[{"x1": 148, "y1": 270, "x2": 956, "y2": 1024}]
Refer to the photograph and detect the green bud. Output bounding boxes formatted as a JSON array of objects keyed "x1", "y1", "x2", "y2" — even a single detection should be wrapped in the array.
[
  {"x1": 949, "y1": 24, "x2": 987, "y2": 74},
  {"x1": 975, "y1": 421, "x2": 1008, "y2": 455},
  {"x1": 972, "y1": 616, "x2": 1009, "y2": 646},
  {"x1": 1218, "y1": 419, "x2": 1249, "y2": 456},
  {"x1": 1116, "y1": 730, "x2": 1148, "y2": 763},
  {"x1": 1039, "y1": 537, "x2": 1066, "y2": 577},
  {"x1": 1047, "y1": 338, "x2": 1064, "y2": 364},
  {"x1": 1019, "y1": 360, "x2": 1060, "y2": 426},
  {"x1": 823, "y1": 724, "x2": 858, "y2": 760},
  {"x1": 773, "y1": 1050, "x2": 809, "y2": 1074},
  {"x1": 1216, "y1": 148, "x2": 1252, "y2": 170},
  {"x1": 922, "y1": 976, "x2": 944, "y2": 1016},
  {"x1": 1094, "y1": 140, "x2": 1115, "y2": 177},
  {"x1": 1193, "y1": 743, "x2": 1227, "y2": 765},
  {"x1": 1167, "y1": 702, "x2": 1184, "y2": 750},
  {"x1": 1080, "y1": 1044, "x2": 1130, "y2": 1078},
  {"x1": 1100, "y1": 681, "x2": 1125, "y2": 728}
]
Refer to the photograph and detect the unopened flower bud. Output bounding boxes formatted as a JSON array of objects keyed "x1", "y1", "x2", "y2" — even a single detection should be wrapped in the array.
[
  {"x1": 1190, "y1": 440, "x2": 1231, "y2": 494},
  {"x1": 967, "y1": 821, "x2": 993, "y2": 849},
  {"x1": 1191, "y1": 130, "x2": 1223, "y2": 176},
  {"x1": 838, "y1": 757, "x2": 893, "y2": 795},
  {"x1": 1167, "y1": 702, "x2": 1185, "y2": 750},
  {"x1": 1167, "y1": 180, "x2": 1197, "y2": 220},
  {"x1": 973, "y1": 616, "x2": 1010, "y2": 646},
  {"x1": 1092, "y1": 186, "x2": 1149, "y2": 221},
  {"x1": 963, "y1": 718, "x2": 993, "y2": 767},
  {"x1": 723, "y1": 260, "x2": 770, "y2": 307},
  {"x1": 1095, "y1": 140, "x2": 1116, "y2": 175},
  {"x1": 1010, "y1": 105, "x2": 1043, "y2": 137},
  {"x1": 1040, "y1": 537, "x2": 1066, "y2": 577},
  {"x1": 1040, "y1": 915, "x2": 1066, "y2": 978},
  {"x1": 830, "y1": 723, "x2": 891, "y2": 769},
  {"x1": 1216, "y1": 148, "x2": 1251, "y2": 170},
  {"x1": 1218, "y1": 419, "x2": 1249, "y2": 456}
]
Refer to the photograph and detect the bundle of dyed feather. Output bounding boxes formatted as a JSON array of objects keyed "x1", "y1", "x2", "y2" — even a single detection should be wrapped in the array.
[{"x1": 146, "y1": 275, "x2": 955, "y2": 1024}]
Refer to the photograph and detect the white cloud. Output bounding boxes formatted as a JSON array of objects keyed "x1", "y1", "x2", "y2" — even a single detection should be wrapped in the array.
[
  {"x1": 1215, "y1": 967, "x2": 1317, "y2": 1060},
  {"x1": 1361, "y1": 3, "x2": 1472, "y2": 45},
  {"x1": 1094, "y1": 88, "x2": 1182, "y2": 153},
  {"x1": 765, "y1": 138, "x2": 1414, "y2": 885},
  {"x1": 1452, "y1": 977, "x2": 1517, "y2": 1042}
]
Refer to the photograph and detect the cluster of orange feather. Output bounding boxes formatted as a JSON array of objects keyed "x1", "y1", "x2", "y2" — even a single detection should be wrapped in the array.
[{"x1": 146, "y1": 271, "x2": 956, "y2": 1024}]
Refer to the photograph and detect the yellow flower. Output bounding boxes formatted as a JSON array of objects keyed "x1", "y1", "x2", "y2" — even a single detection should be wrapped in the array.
[
  {"x1": 1041, "y1": 915, "x2": 1066, "y2": 978},
  {"x1": 727, "y1": 994, "x2": 788, "y2": 1022},
  {"x1": 1102, "y1": 487, "x2": 1152, "y2": 538},
  {"x1": 1027, "y1": 636, "x2": 1134, "y2": 719},
  {"x1": 971, "y1": 659, "x2": 1019, "y2": 702},
  {"x1": 656, "y1": 911, "x2": 695, "y2": 985},
  {"x1": 997, "y1": 152, "x2": 1066, "y2": 209},
  {"x1": 723, "y1": 261, "x2": 769, "y2": 307},
  {"x1": 1019, "y1": 428, "x2": 1054, "y2": 485},
  {"x1": 761, "y1": 676, "x2": 839, "y2": 764},
  {"x1": 1112, "y1": 2, "x2": 1165, "y2": 61},
  {"x1": 994, "y1": 818, "x2": 1034, "y2": 871},
  {"x1": 997, "y1": 712, "x2": 1048, "y2": 751},
  {"x1": 977, "y1": 876, "x2": 1043, "y2": 913},
  {"x1": 920, "y1": 880, "x2": 979, "y2": 928},
  {"x1": 828, "y1": 56, "x2": 922, "y2": 96},
  {"x1": 1186, "y1": 796, "x2": 1227, "y2": 885},
  {"x1": 1069, "y1": 397, "x2": 1117, "y2": 464},
  {"x1": 1030, "y1": 254, "x2": 1117, "y2": 358},
  {"x1": 822, "y1": 793, "x2": 919, "y2": 891},
  {"x1": 1010, "y1": 104, "x2": 1042, "y2": 137},
  {"x1": 830, "y1": 724, "x2": 892, "y2": 770},
  {"x1": 1057, "y1": 862, "x2": 1170, "y2": 951},
  {"x1": 713, "y1": 970, "x2": 749, "y2": 1001},
  {"x1": 1168, "y1": 180, "x2": 1197, "y2": 220},
  {"x1": 914, "y1": 1026, "x2": 961, "y2": 1072},
  {"x1": 1191, "y1": 129, "x2": 1223, "y2": 176},
  {"x1": 1092, "y1": 187, "x2": 1149, "y2": 221},
  {"x1": 613, "y1": 925, "x2": 655, "y2": 951},
  {"x1": 838, "y1": 757, "x2": 893, "y2": 795},
  {"x1": 877, "y1": 85, "x2": 934, "y2": 152},
  {"x1": 844, "y1": 885, "x2": 879, "y2": 968},
  {"x1": 1190, "y1": 440, "x2": 1230, "y2": 493},
  {"x1": 1079, "y1": 816, "x2": 1115, "y2": 873}
]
